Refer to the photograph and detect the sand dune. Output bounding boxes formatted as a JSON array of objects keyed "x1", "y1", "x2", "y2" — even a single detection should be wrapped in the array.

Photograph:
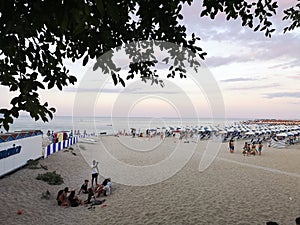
[{"x1": 0, "y1": 136, "x2": 299, "y2": 225}]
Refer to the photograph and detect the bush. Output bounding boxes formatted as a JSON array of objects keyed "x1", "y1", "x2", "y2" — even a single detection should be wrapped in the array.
[
  {"x1": 27, "y1": 159, "x2": 40, "y2": 169},
  {"x1": 36, "y1": 171, "x2": 64, "y2": 185}
]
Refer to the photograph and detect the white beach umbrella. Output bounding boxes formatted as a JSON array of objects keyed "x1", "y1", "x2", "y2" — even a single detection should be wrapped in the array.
[
  {"x1": 218, "y1": 130, "x2": 227, "y2": 134},
  {"x1": 227, "y1": 128, "x2": 235, "y2": 133},
  {"x1": 276, "y1": 133, "x2": 287, "y2": 137},
  {"x1": 245, "y1": 131, "x2": 255, "y2": 135}
]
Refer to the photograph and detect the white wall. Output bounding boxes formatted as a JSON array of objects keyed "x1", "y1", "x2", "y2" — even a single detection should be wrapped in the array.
[{"x1": 0, "y1": 135, "x2": 42, "y2": 177}]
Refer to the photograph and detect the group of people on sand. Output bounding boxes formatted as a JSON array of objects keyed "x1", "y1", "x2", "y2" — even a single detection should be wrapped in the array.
[
  {"x1": 56, "y1": 160, "x2": 112, "y2": 208},
  {"x1": 228, "y1": 139, "x2": 263, "y2": 156},
  {"x1": 56, "y1": 177, "x2": 112, "y2": 208},
  {"x1": 266, "y1": 216, "x2": 300, "y2": 225},
  {"x1": 242, "y1": 141, "x2": 263, "y2": 156}
]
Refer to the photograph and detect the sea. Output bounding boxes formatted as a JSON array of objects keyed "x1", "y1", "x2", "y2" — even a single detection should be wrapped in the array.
[{"x1": 2, "y1": 116, "x2": 248, "y2": 135}]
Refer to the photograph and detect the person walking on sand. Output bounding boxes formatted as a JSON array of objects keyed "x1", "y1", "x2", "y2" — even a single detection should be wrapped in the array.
[
  {"x1": 242, "y1": 142, "x2": 248, "y2": 156},
  {"x1": 91, "y1": 160, "x2": 99, "y2": 187},
  {"x1": 229, "y1": 139, "x2": 234, "y2": 153},
  {"x1": 258, "y1": 141, "x2": 263, "y2": 155}
]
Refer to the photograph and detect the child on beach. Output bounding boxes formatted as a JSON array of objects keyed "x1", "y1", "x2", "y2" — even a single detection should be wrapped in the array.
[
  {"x1": 247, "y1": 143, "x2": 251, "y2": 155},
  {"x1": 229, "y1": 139, "x2": 234, "y2": 153},
  {"x1": 242, "y1": 142, "x2": 248, "y2": 156},
  {"x1": 258, "y1": 142, "x2": 263, "y2": 155},
  {"x1": 251, "y1": 142, "x2": 258, "y2": 155},
  {"x1": 91, "y1": 160, "x2": 99, "y2": 186}
]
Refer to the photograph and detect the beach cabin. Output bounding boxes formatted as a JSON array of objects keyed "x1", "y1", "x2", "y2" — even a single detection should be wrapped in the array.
[
  {"x1": 53, "y1": 131, "x2": 68, "y2": 143},
  {"x1": 0, "y1": 130, "x2": 43, "y2": 177}
]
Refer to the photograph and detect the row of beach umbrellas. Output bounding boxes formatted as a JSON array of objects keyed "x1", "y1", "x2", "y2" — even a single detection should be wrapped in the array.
[{"x1": 160, "y1": 124, "x2": 300, "y2": 137}]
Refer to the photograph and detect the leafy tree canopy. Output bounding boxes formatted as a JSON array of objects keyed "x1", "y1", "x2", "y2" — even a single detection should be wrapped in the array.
[{"x1": 0, "y1": 0, "x2": 299, "y2": 131}]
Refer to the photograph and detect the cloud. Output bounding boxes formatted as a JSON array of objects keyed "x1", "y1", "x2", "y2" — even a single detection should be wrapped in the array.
[
  {"x1": 220, "y1": 77, "x2": 256, "y2": 83},
  {"x1": 181, "y1": 0, "x2": 300, "y2": 68},
  {"x1": 263, "y1": 92, "x2": 300, "y2": 99},
  {"x1": 63, "y1": 86, "x2": 179, "y2": 95},
  {"x1": 205, "y1": 55, "x2": 250, "y2": 67},
  {"x1": 227, "y1": 83, "x2": 281, "y2": 91},
  {"x1": 286, "y1": 74, "x2": 300, "y2": 80},
  {"x1": 64, "y1": 87, "x2": 122, "y2": 93}
]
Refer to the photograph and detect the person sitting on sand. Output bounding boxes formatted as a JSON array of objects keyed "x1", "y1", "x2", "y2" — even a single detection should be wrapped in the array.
[
  {"x1": 83, "y1": 188, "x2": 106, "y2": 206},
  {"x1": 103, "y1": 178, "x2": 112, "y2": 196},
  {"x1": 266, "y1": 222, "x2": 279, "y2": 225},
  {"x1": 57, "y1": 187, "x2": 69, "y2": 206},
  {"x1": 95, "y1": 178, "x2": 112, "y2": 197},
  {"x1": 67, "y1": 190, "x2": 82, "y2": 207},
  {"x1": 83, "y1": 188, "x2": 95, "y2": 205},
  {"x1": 78, "y1": 179, "x2": 89, "y2": 194}
]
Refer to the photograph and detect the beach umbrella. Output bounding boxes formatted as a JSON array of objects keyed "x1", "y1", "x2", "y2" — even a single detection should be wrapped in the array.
[
  {"x1": 205, "y1": 127, "x2": 212, "y2": 132},
  {"x1": 245, "y1": 131, "x2": 255, "y2": 135},
  {"x1": 218, "y1": 130, "x2": 227, "y2": 134},
  {"x1": 227, "y1": 128, "x2": 235, "y2": 133},
  {"x1": 276, "y1": 133, "x2": 287, "y2": 137},
  {"x1": 211, "y1": 126, "x2": 218, "y2": 132}
]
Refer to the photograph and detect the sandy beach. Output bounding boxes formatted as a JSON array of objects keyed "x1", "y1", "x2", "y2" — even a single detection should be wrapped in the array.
[{"x1": 1, "y1": 135, "x2": 299, "y2": 225}]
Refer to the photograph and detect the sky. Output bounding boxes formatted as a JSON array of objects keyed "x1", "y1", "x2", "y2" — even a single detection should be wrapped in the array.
[{"x1": 1, "y1": 0, "x2": 300, "y2": 120}]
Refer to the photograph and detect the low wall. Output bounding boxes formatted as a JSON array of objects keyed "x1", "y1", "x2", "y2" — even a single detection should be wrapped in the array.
[
  {"x1": 0, "y1": 131, "x2": 43, "y2": 177},
  {"x1": 44, "y1": 136, "x2": 78, "y2": 157}
]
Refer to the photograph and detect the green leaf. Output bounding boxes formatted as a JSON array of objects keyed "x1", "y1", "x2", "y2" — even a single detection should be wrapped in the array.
[
  {"x1": 95, "y1": 0, "x2": 105, "y2": 15},
  {"x1": 112, "y1": 73, "x2": 118, "y2": 85},
  {"x1": 83, "y1": 55, "x2": 89, "y2": 66},
  {"x1": 118, "y1": 75, "x2": 125, "y2": 87},
  {"x1": 254, "y1": 25, "x2": 260, "y2": 31}
]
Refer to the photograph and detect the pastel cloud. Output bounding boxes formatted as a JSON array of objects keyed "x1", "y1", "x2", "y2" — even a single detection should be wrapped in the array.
[
  {"x1": 220, "y1": 77, "x2": 256, "y2": 83},
  {"x1": 263, "y1": 92, "x2": 300, "y2": 99},
  {"x1": 228, "y1": 83, "x2": 281, "y2": 91},
  {"x1": 287, "y1": 74, "x2": 300, "y2": 79}
]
